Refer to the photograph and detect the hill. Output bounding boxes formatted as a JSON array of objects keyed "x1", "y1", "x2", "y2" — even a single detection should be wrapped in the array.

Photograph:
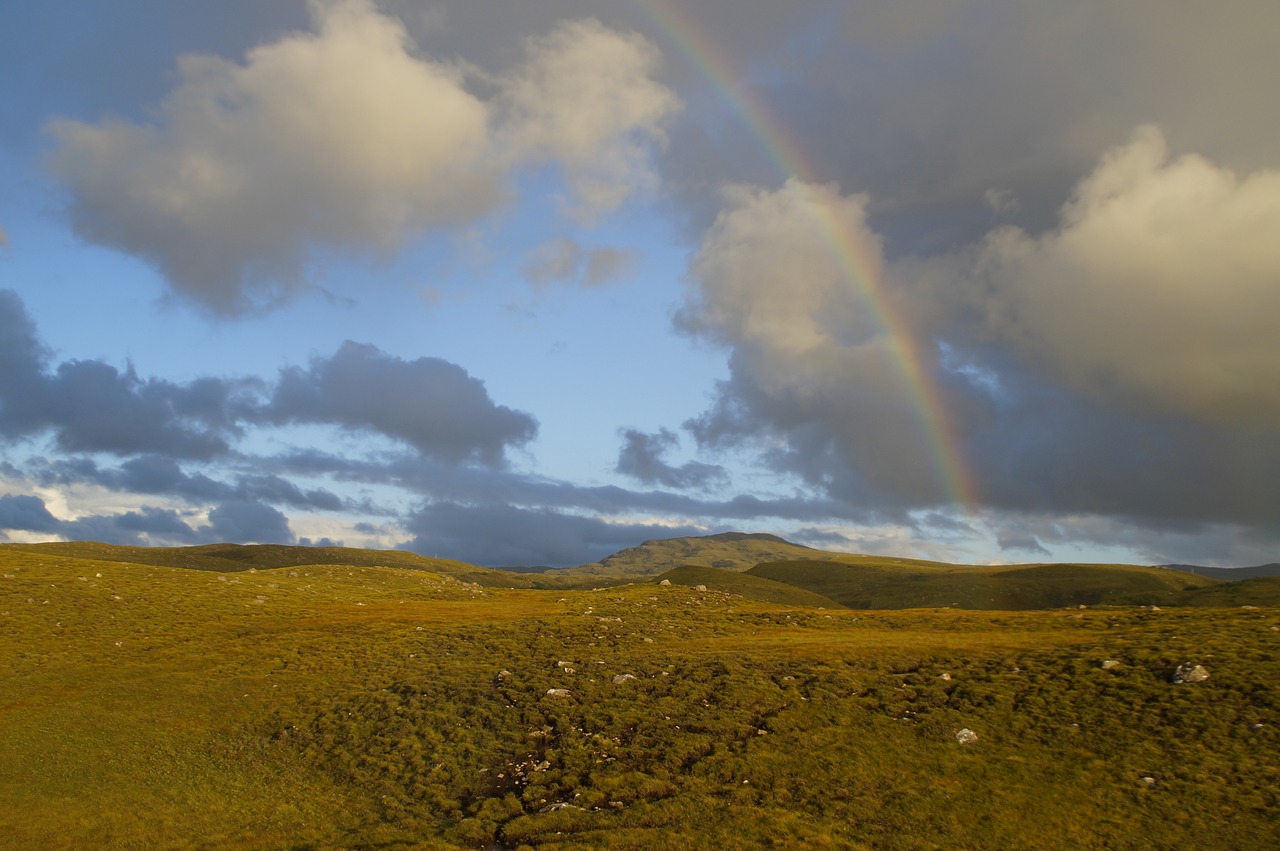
[
  {"x1": 547, "y1": 532, "x2": 829, "y2": 584},
  {"x1": 2, "y1": 542, "x2": 1277, "y2": 848},
  {"x1": 747, "y1": 558, "x2": 1219, "y2": 610},
  {"x1": 1, "y1": 540, "x2": 536, "y2": 588},
  {"x1": 1180, "y1": 576, "x2": 1280, "y2": 607},
  {"x1": 1164, "y1": 562, "x2": 1280, "y2": 580},
  {"x1": 652, "y1": 564, "x2": 845, "y2": 608}
]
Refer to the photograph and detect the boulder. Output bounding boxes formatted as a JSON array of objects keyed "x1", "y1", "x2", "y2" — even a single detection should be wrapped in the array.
[
  {"x1": 612, "y1": 673, "x2": 638, "y2": 684},
  {"x1": 545, "y1": 688, "x2": 571, "y2": 698},
  {"x1": 1101, "y1": 660, "x2": 1121, "y2": 670},
  {"x1": 658, "y1": 579, "x2": 672, "y2": 586},
  {"x1": 695, "y1": 584, "x2": 708, "y2": 592},
  {"x1": 1171, "y1": 663, "x2": 1210, "y2": 684},
  {"x1": 955, "y1": 728, "x2": 979, "y2": 745}
]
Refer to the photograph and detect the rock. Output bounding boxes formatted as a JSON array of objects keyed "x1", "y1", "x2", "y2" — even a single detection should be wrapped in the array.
[
  {"x1": 658, "y1": 579, "x2": 671, "y2": 586},
  {"x1": 545, "y1": 688, "x2": 571, "y2": 698},
  {"x1": 955, "y1": 728, "x2": 979, "y2": 745},
  {"x1": 695, "y1": 585, "x2": 708, "y2": 592},
  {"x1": 1171, "y1": 663, "x2": 1210, "y2": 684},
  {"x1": 1146, "y1": 605, "x2": 1161, "y2": 612},
  {"x1": 612, "y1": 673, "x2": 637, "y2": 684},
  {"x1": 1101, "y1": 660, "x2": 1121, "y2": 670},
  {"x1": 939, "y1": 673, "x2": 952, "y2": 681},
  {"x1": 1140, "y1": 776, "x2": 1157, "y2": 787}
]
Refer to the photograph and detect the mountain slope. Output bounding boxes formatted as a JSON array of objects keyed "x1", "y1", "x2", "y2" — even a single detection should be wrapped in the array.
[
  {"x1": 748, "y1": 558, "x2": 1219, "y2": 610},
  {"x1": 653, "y1": 565, "x2": 846, "y2": 608},
  {"x1": 0, "y1": 541, "x2": 535, "y2": 588},
  {"x1": 549, "y1": 532, "x2": 830, "y2": 583}
]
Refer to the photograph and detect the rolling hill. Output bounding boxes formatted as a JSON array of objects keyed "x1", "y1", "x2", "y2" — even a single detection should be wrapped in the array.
[
  {"x1": 1, "y1": 540, "x2": 537, "y2": 588},
  {"x1": 2, "y1": 537, "x2": 1277, "y2": 848},
  {"x1": 746, "y1": 558, "x2": 1221, "y2": 610},
  {"x1": 545, "y1": 532, "x2": 832, "y2": 584}
]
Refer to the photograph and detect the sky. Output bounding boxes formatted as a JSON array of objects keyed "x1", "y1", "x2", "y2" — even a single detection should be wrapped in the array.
[{"x1": 2, "y1": 0, "x2": 1278, "y2": 568}]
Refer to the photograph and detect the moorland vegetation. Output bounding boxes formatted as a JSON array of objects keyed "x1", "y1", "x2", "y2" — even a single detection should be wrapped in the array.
[{"x1": 2, "y1": 535, "x2": 1277, "y2": 848}]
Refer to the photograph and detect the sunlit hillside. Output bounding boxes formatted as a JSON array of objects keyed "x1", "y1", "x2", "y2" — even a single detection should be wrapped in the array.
[{"x1": 3, "y1": 539, "x2": 1278, "y2": 848}]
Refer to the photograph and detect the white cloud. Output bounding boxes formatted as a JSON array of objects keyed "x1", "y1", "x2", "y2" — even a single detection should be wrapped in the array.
[
  {"x1": 46, "y1": 2, "x2": 676, "y2": 314},
  {"x1": 961, "y1": 126, "x2": 1280, "y2": 426},
  {"x1": 500, "y1": 18, "x2": 679, "y2": 221},
  {"x1": 522, "y1": 237, "x2": 637, "y2": 288},
  {"x1": 678, "y1": 179, "x2": 953, "y2": 505}
]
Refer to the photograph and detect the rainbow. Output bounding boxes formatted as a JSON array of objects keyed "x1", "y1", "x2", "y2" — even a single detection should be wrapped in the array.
[{"x1": 633, "y1": 0, "x2": 980, "y2": 511}]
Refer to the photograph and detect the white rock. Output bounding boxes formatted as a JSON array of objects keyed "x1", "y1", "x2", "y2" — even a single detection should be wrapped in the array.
[
  {"x1": 1171, "y1": 663, "x2": 1210, "y2": 684},
  {"x1": 545, "y1": 688, "x2": 571, "y2": 698},
  {"x1": 1101, "y1": 660, "x2": 1121, "y2": 670},
  {"x1": 955, "y1": 728, "x2": 979, "y2": 745},
  {"x1": 658, "y1": 579, "x2": 671, "y2": 586},
  {"x1": 695, "y1": 585, "x2": 708, "y2": 592},
  {"x1": 612, "y1": 674, "x2": 637, "y2": 685}
]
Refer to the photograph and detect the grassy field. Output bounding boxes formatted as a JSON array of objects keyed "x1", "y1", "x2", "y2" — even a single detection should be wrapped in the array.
[
  {"x1": 2, "y1": 543, "x2": 1278, "y2": 849},
  {"x1": 747, "y1": 558, "x2": 1223, "y2": 610}
]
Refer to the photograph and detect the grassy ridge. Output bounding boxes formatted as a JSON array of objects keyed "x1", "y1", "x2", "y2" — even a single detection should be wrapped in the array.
[
  {"x1": 748, "y1": 558, "x2": 1221, "y2": 610},
  {"x1": 2, "y1": 540, "x2": 536, "y2": 588},
  {"x1": 3, "y1": 543, "x2": 1279, "y2": 848},
  {"x1": 652, "y1": 564, "x2": 845, "y2": 608},
  {"x1": 551, "y1": 532, "x2": 828, "y2": 583}
]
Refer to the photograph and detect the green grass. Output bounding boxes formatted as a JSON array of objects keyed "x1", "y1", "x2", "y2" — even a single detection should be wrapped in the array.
[
  {"x1": 653, "y1": 564, "x2": 844, "y2": 608},
  {"x1": 2, "y1": 543, "x2": 1278, "y2": 848},
  {"x1": 747, "y1": 558, "x2": 1221, "y2": 610}
]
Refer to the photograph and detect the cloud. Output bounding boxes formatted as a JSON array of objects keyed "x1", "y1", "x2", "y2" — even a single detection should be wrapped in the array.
[
  {"x1": 0, "y1": 225, "x2": 8, "y2": 248},
  {"x1": 676, "y1": 179, "x2": 952, "y2": 509},
  {"x1": 268, "y1": 341, "x2": 537, "y2": 466},
  {"x1": 615, "y1": 427, "x2": 727, "y2": 490},
  {"x1": 45, "y1": 3, "x2": 676, "y2": 314},
  {"x1": 521, "y1": 237, "x2": 638, "y2": 288},
  {"x1": 202, "y1": 499, "x2": 294, "y2": 544},
  {"x1": 0, "y1": 290, "x2": 257, "y2": 458},
  {"x1": 2, "y1": 290, "x2": 536, "y2": 468},
  {"x1": 500, "y1": 17, "x2": 679, "y2": 221},
  {"x1": 953, "y1": 126, "x2": 1280, "y2": 427},
  {"x1": 0, "y1": 493, "x2": 62, "y2": 532},
  {"x1": 672, "y1": 157, "x2": 1280, "y2": 539},
  {"x1": 401, "y1": 501, "x2": 703, "y2": 567}
]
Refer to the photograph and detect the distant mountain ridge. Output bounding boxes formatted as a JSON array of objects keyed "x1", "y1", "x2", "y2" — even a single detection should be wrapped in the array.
[
  {"x1": 4, "y1": 534, "x2": 1277, "y2": 609},
  {"x1": 1162, "y1": 563, "x2": 1280, "y2": 580},
  {"x1": 551, "y1": 532, "x2": 828, "y2": 581}
]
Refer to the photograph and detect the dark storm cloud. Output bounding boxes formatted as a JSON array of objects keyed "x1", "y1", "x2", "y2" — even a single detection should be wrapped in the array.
[
  {"x1": 616, "y1": 428, "x2": 727, "y2": 490},
  {"x1": 401, "y1": 501, "x2": 704, "y2": 568},
  {"x1": 202, "y1": 500, "x2": 295, "y2": 545},
  {"x1": 0, "y1": 490, "x2": 294, "y2": 548},
  {"x1": 3, "y1": 291, "x2": 538, "y2": 469},
  {"x1": 1, "y1": 290, "x2": 256, "y2": 459},
  {"x1": 266, "y1": 449, "x2": 840, "y2": 525},
  {"x1": 0, "y1": 494, "x2": 62, "y2": 533},
  {"x1": 269, "y1": 341, "x2": 537, "y2": 466}
]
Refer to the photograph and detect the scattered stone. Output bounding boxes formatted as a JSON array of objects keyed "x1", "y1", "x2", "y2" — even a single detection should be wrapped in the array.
[
  {"x1": 1146, "y1": 605, "x2": 1161, "y2": 612},
  {"x1": 1171, "y1": 663, "x2": 1210, "y2": 684},
  {"x1": 612, "y1": 673, "x2": 637, "y2": 684},
  {"x1": 1241, "y1": 605, "x2": 1259, "y2": 610},
  {"x1": 658, "y1": 579, "x2": 671, "y2": 586},
  {"x1": 695, "y1": 585, "x2": 708, "y2": 592},
  {"x1": 955, "y1": 728, "x2": 979, "y2": 745},
  {"x1": 1140, "y1": 776, "x2": 1157, "y2": 787},
  {"x1": 545, "y1": 688, "x2": 571, "y2": 698},
  {"x1": 498, "y1": 670, "x2": 512, "y2": 678},
  {"x1": 939, "y1": 673, "x2": 952, "y2": 681},
  {"x1": 556, "y1": 660, "x2": 573, "y2": 668},
  {"x1": 1251, "y1": 723, "x2": 1266, "y2": 732},
  {"x1": 1101, "y1": 660, "x2": 1122, "y2": 670}
]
